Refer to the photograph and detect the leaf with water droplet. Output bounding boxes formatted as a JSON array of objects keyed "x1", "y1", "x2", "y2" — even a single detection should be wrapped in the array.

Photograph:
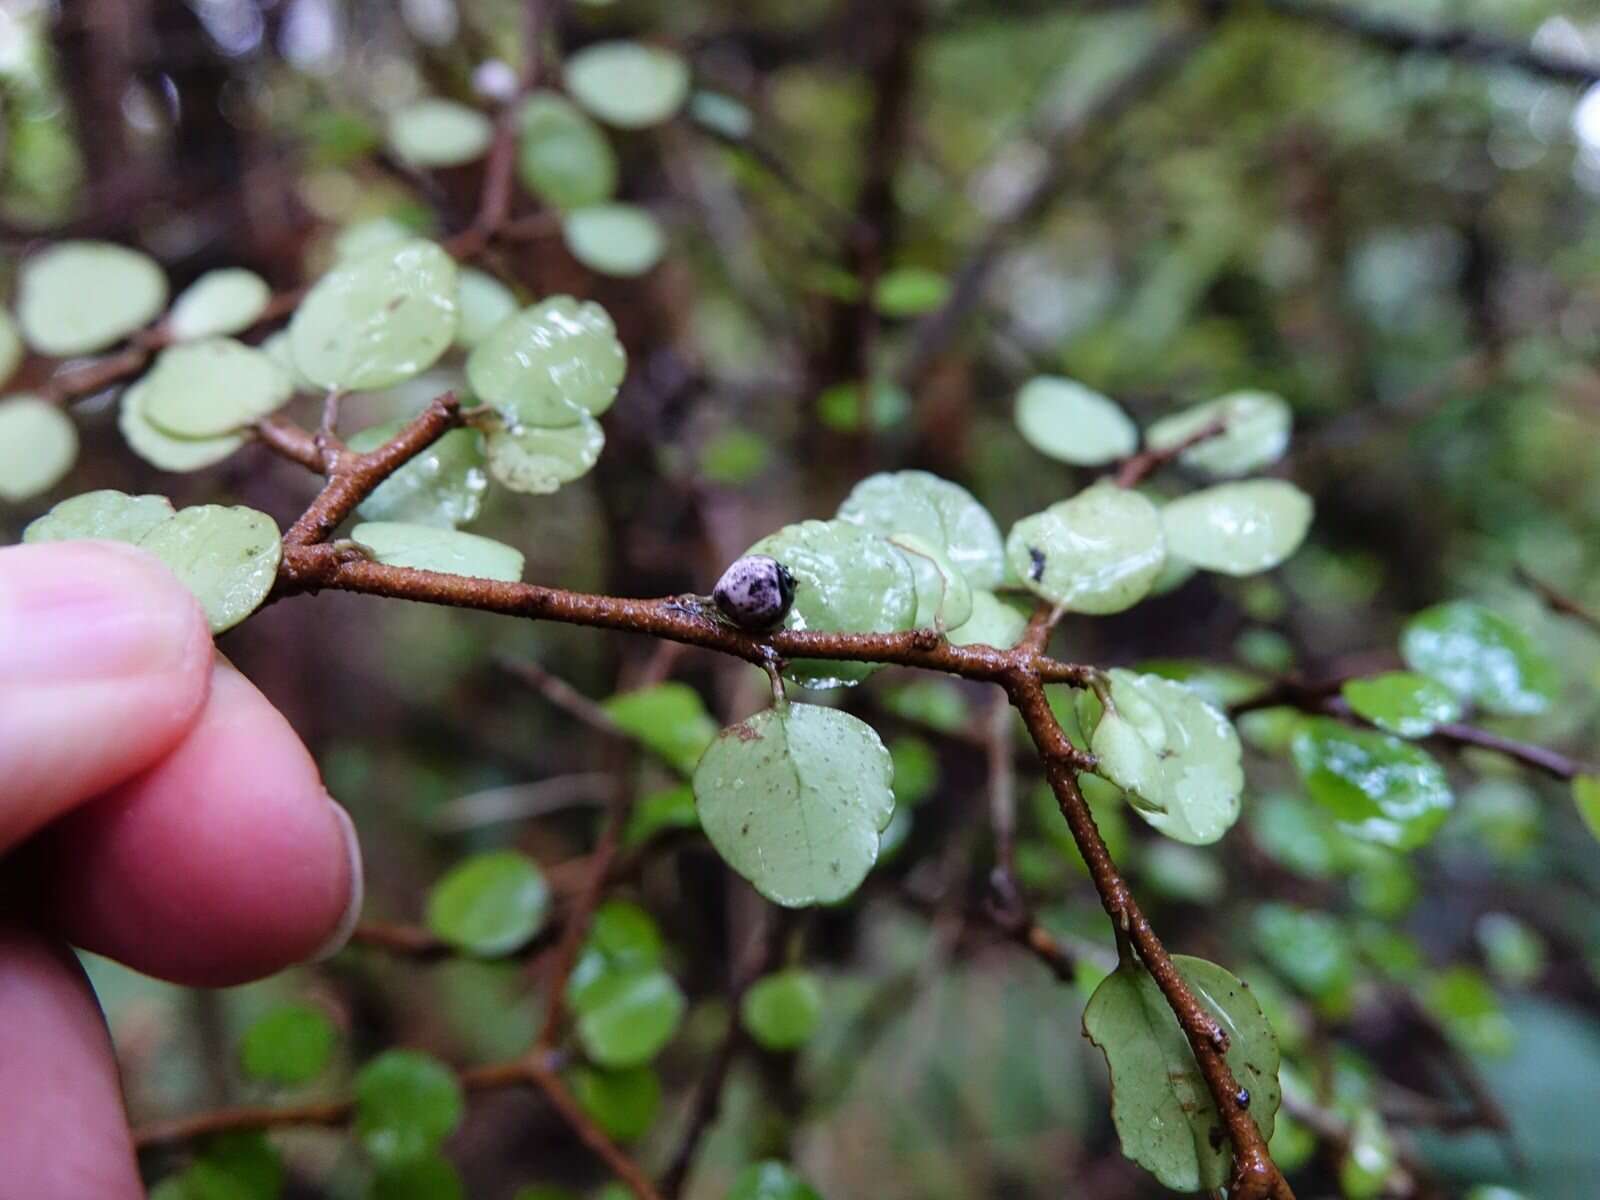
[
  {"x1": 694, "y1": 702, "x2": 895, "y2": 907},
  {"x1": 484, "y1": 411, "x2": 605, "y2": 495},
  {"x1": 1083, "y1": 955, "x2": 1280, "y2": 1193},
  {"x1": 947, "y1": 589, "x2": 1030, "y2": 649},
  {"x1": 835, "y1": 470, "x2": 1004, "y2": 588},
  {"x1": 139, "y1": 338, "x2": 293, "y2": 437},
  {"x1": 565, "y1": 42, "x2": 689, "y2": 129},
  {"x1": 290, "y1": 239, "x2": 458, "y2": 391},
  {"x1": 1400, "y1": 601, "x2": 1558, "y2": 717},
  {"x1": 1160, "y1": 479, "x2": 1312, "y2": 576},
  {"x1": 351, "y1": 522, "x2": 523, "y2": 583},
  {"x1": 0, "y1": 395, "x2": 77, "y2": 501},
  {"x1": 1005, "y1": 481, "x2": 1166, "y2": 614},
  {"x1": 1290, "y1": 717, "x2": 1452, "y2": 850},
  {"x1": 168, "y1": 269, "x2": 272, "y2": 341},
  {"x1": 744, "y1": 520, "x2": 917, "y2": 688},
  {"x1": 1144, "y1": 390, "x2": 1291, "y2": 478},
  {"x1": 347, "y1": 422, "x2": 487, "y2": 528},
  {"x1": 17, "y1": 241, "x2": 167, "y2": 356},
  {"x1": 137, "y1": 505, "x2": 282, "y2": 634},
  {"x1": 1340, "y1": 671, "x2": 1461, "y2": 738},
  {"x1": 24, "y1": 489, "x2": 174, "y2": 545},
  {"x1": 1014, "y1": 376, "x2": 1137, "y2": 466},
  {"x1": 1082, "y1": 669, "x2": 1244, "y2": 845},
  {"x1": 466, "y1": 297, "x2": 626, "y2": 428}
]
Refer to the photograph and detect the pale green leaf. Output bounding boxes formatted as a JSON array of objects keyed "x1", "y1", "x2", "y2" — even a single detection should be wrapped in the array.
[
  {"x1": 139, "y1": 338, "x2": 293, "y2": 437},
  {"x1": 744, "y1": 520, "x2": 917, "y2": 688},
  {"x1": 562, "y1": 204, "x2": 665, "y2": 277},
  {"x1": 947, "y1": 589, "x2": 1029, "y2": 649},
  {"x1": 515, "y1": 92, "x2": 618, "y2": 209},
  {"x1": 168, "y1": 269, "x2": 272, "y2": 341},
  {"x1": 741, "y1": 969, "x2": 823, "y2": 1050},
  {"x1": 290, "y1": 239, "x2": 458, "y2": 391},
  {"x1": 485, "y1": 412, "x2": 605, "y2": 494},
  {"x1": 835, "y1": 469, "x2": 1005, "y2": 588},
  {"x1": 0, "y1": 395, "x2": 76, "y2": 501},
  {"x1": 466, "y1": 297, "x2": 626, "y2": 428},
  {"x1": 24, "y1": 489, "x2": 173, "y2": 544},
  {"x1": 1144, "y1": 390, "x2": 1291, "y2": 478},
  {"x1": 354, "y1": 1050, "x2": 464, "y2": 1164},
  {"x1": 1005, "y1": 481, "x2": 1166, "y2": 614},
  {"x1": 693, "y1": 702, "x2": 895, "y2": 906},
  {"x1": 1084, "y1": 669, "x2": 1244, "y2": 845},
  {"x1": 1160, "y1": 480, "x2": 1312, "y2": 576},
  {"x1": 119, "y1": 379, "x2": 245, "y2": 472},
  {"x1": 426, "y1": 851, "x2": 550, "y2": 956},
  {"x1": 387, "y1": 98, "x2": 493, "y2": 167},
  {"x1": 453, "y1": 269, "x2": 519, "y2": 350},
  {"x1": 1340, "y1": 671, "x2": 1461, "y2": 738},
  {"x1": 1083, "y1": 955, "x2": 1280, "y2": 1192},
  {"x1": 351, "y1": 522, "x2": 524, "y2": 582},
  {"x1": 17, "y1": 241, "x2": 167, "y2": 356},
  {"x1": 1400, "y1": 601, "x2": 1559, "y2": 716},
  {"x1": 333, "y1": 216, "x2": 416, "y2": 262},
  {"x1": 887, "y1": 532, "x2": 973, "y2": 632},
  {"x1": 1291, "y1": 717, "x2": 1452, "y2": 850},
  {"x1": 1014, "y1": 376, "x2": 1137, "y2": 466},
  {"x1": 347, "y1": 423, "x2": 487, "y2": 528},
  {"x1": 565, "y1": 42, "x2": 689, "y2": 129},
  {"x1": 137, "y1": 505, "x2": 281, "y2": 634}
]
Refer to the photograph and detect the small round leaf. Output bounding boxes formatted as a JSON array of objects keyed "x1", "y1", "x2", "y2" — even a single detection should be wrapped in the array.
[
  {"x1": 466, "y1": 297, "x2": 626, "y2": 428},
  {"x1": 1400, "y1": 601, "x2": 1559, "y2": 717},
  {"x1": 574, "y1": 968, "x2": 687, "y2": 1068},
  {"x1": 1005, "y1": 481, "x2": 1166, "y2": 614},
  {"x1": 485, "y1": 413, "x2": 606, "y2": 494},
  {"x1": 694, "y1": 702, "x2": 895, "y2": 907},
  {"x1": 351, "y1": 522, "x2": 524, "y2": 583},
  {"x1": 387, "y1": 98, "x2": 493, "y2": 167},
  {"x1": 602, "y1": 683, "x2": 717, "y2": 776},
  {"x1": 290, "y1": 239, "x2": 458, "y2": 391},
  {"x1": 24, "y1": 489, "x2": 173, "y2": 545},
  {"x1": 136, "y1": 505, "x2": 282, "y2": 634},
  {"x1": 1291, "y1": 717, "x2": 1453, "y2": 850},
  {"x1": 140, "y1": 338, "x2": 293, "y2": 437},
  {"x1": 0, "y1": 396, "x2": 77, "y2": 501},
  {"x1": 740, "y1": 969, "x2": 823, "y2": 1051},
  {"x1": 425, "y1": 851, "x2": 550, "y2": 956},
  {"x1": 873, "y1": 267, "x2": 949, "y2": 318},
  {"x1": 728, "y1": 1162, "x2": 823, "y2": 1200},
  {"x1": 567, "y1": 1064, "x2": 661, "y2": 1141},
  {"x1": 17, "y1": 241, "x2": 167, "y2": 356},
  {"x1": 168, "y1": 269, "x2": 272, "y2": 341},
  {"x1": 119, "y1": 379, "x2": 245, "y2": 472},
  {"x1": 835, "y1": 470, "x2": 1005, "y2": 588},
  {"x1": 561, "y1": 204, "x2": 665, "y2": 277},
  {"x1": 744, "y1": 520, "x2": 918, "y2": 688},
  {"x1": 565, "y1": 42, "x2": 690, "y2": 129},
  {"x1": 347, "y1": 423, "x2": 487, "y2": 528},
  {"x1": 1160, "y1": 479, "x2": 1312, "y2": 576},
  {"x1": 454, "y1": 269, "x2": 519, "y2": 350},
  {"x1": 515, "y1": 92, "x2": 618, "y2": 210},
  {"x1": 1340, "y1": 671, "x2": 1461, "y2": 739},
  {"x1": 1014, "y1": 376, "x2": 1137, "y2": 466},
  {"x1": 239, "y1": 1004, "x2": 338, "y2": 1085},
  {"x1": 1144, "y1": 390, "x2": 1291, "y2": 479},
  {"x1": 354, "y1": 1050, "x2": 464, "y2": 1164}
]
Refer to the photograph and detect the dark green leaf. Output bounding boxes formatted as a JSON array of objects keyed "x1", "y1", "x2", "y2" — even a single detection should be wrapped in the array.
[
  {"x1": 1340, "y1": 671, "x2": 1461, "y2": 738},
  {"x1": 602, "y1": 683, "x2": 717, "y2": 775},
  {"x1": 1400, "y1": 601, "x2": 1558, "y2": 716},
  {"x1": 1290, "y1": 718, "x2": 1452, "y2": 850},
  {"x1": 740, "y1": 969, "x2": 824, "y2": 1051},
  {"x1": 239, "y1": 1004, "x2": 338, "y2": 1085},
  {"x1": 354, "y1": 1050, "x2": 465, "y2": 1163}
]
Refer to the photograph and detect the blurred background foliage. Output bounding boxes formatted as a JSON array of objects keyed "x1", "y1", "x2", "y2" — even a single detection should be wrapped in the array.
[{"x1": 8, "y1": 0, "x2": 1600, "y2": 1197}]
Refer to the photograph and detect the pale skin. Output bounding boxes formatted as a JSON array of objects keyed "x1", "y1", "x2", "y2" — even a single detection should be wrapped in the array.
[{"x1": 0, "y1": 540, "x2": 362, "y2": 1198}]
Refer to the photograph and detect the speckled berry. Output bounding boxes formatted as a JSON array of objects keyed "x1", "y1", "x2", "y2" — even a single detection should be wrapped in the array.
[{"x1": 713, "y1": 554, "x2": 797, "y2": 631}]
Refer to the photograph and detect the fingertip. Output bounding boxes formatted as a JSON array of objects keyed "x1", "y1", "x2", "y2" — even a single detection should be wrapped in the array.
[{"x1": 36, "y1": 660, "x2": 362, "y2": 987}]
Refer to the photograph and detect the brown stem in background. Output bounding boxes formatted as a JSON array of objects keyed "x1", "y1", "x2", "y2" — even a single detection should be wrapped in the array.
[
  {"x1": 1517, "y1": 567, "x2": 1600, "y2": 638},
  {"x1": 1113, "y1": 418, "x2": 1227, "y2": 488}
]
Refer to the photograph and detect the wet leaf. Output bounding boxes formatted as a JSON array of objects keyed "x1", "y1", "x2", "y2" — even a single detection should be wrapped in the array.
[
  {"x1": 24, "y1": 489, "x2": 173, "y2": 544},
  {"x1": 574, "y1": 967, "x2": 686, "y2": 1068},
  {"x1": 1160, "y1": 480, "x2": 1312, "y2": 576},
  {"x1": 567, "y1": 1064, "x2": 661, "y2": 1141},
  {"x1": 1014, "y1": 376, "x2": 1137, "y2": 466},
  {"x1": 119, "y1": 379, "x2": 245, "y2": 472},
  {"x1": 138, "y1": 505, "x2": 282, "y2": 634},
  {"x1": 1400, "y1": 601, "x2": 1559, "y2": 716},
  {"x1": 887, "y1": 531, "x2": 973, "y2": 632},
  {"x1": 1291, "y1": 717, "x2": 1453, "y2": 850},
  {"x1": 466, "y1": 297, "x2": 626, "y2": 428},
  {"x1": 1005, "y1": 481, "x2": 1166, "y2": 614},
  {"x1": 1083, "y1": 955, "x2": 1280, "y2": 1192},
  {"x1": 1144, "y1": 391, "x2": 1291, "y2": 478},
  {"x1": 351, "y1": 522, "x2": 524, "y2": 582},
  {"x1": 1340, "y1": 671, "x2": 1460, "y2": 738},
  {"x1": 347, "y1": 423, "x2": 487, "y2": 528},
  {"x1": 947, "y1": 589, "x2": 1030, "y2": 649},
  {"x1": 694, "y1": 702, "x2": 895, "y2": 906},
  {"x1": 453, "y1": 269, "x2": 519, "y2": 350},
  {"x1": 835, "y1": 469, "x2": 1005, "y2": 588},
  {"x1": 484, "y1": 413, "x2": 605, "y2": 494},
  {"x1": 602, "y1": 682, "x2": 717, "y2": 775}
]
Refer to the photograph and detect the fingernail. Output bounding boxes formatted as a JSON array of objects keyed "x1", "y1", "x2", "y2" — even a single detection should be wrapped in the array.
[
  {"x1": 313, "y1": 799, "x2": 364, "y2": 962},
  {"x1": 0, "y1": 542, "x2": 206, "y2": 684}
]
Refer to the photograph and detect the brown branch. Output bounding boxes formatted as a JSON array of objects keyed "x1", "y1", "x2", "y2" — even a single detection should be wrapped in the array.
[
  {"x1": 1252, "y1": 0, "x2": 1600, "y2": 86},
  {"x1": 1007, "y1": 672, "x2": 1293, "y2": 1200},
  {"x1": 896, "y1": 24, "x2": 1206, "y2": 389},
  {"x1": 525, "y1": 1055, "x2": 665, "y2": 1200},
  {"x1": 1517, "y1": 567, "x2": 1600, "y2": 638},
  {"x1": 1113, "y1": 417, "x2": 1227, "y2": 488}
]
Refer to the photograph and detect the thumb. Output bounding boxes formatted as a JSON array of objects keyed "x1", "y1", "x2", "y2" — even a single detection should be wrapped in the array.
[{"x1": 0, "y1": 541, "x2": 212, "y2": 851}]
